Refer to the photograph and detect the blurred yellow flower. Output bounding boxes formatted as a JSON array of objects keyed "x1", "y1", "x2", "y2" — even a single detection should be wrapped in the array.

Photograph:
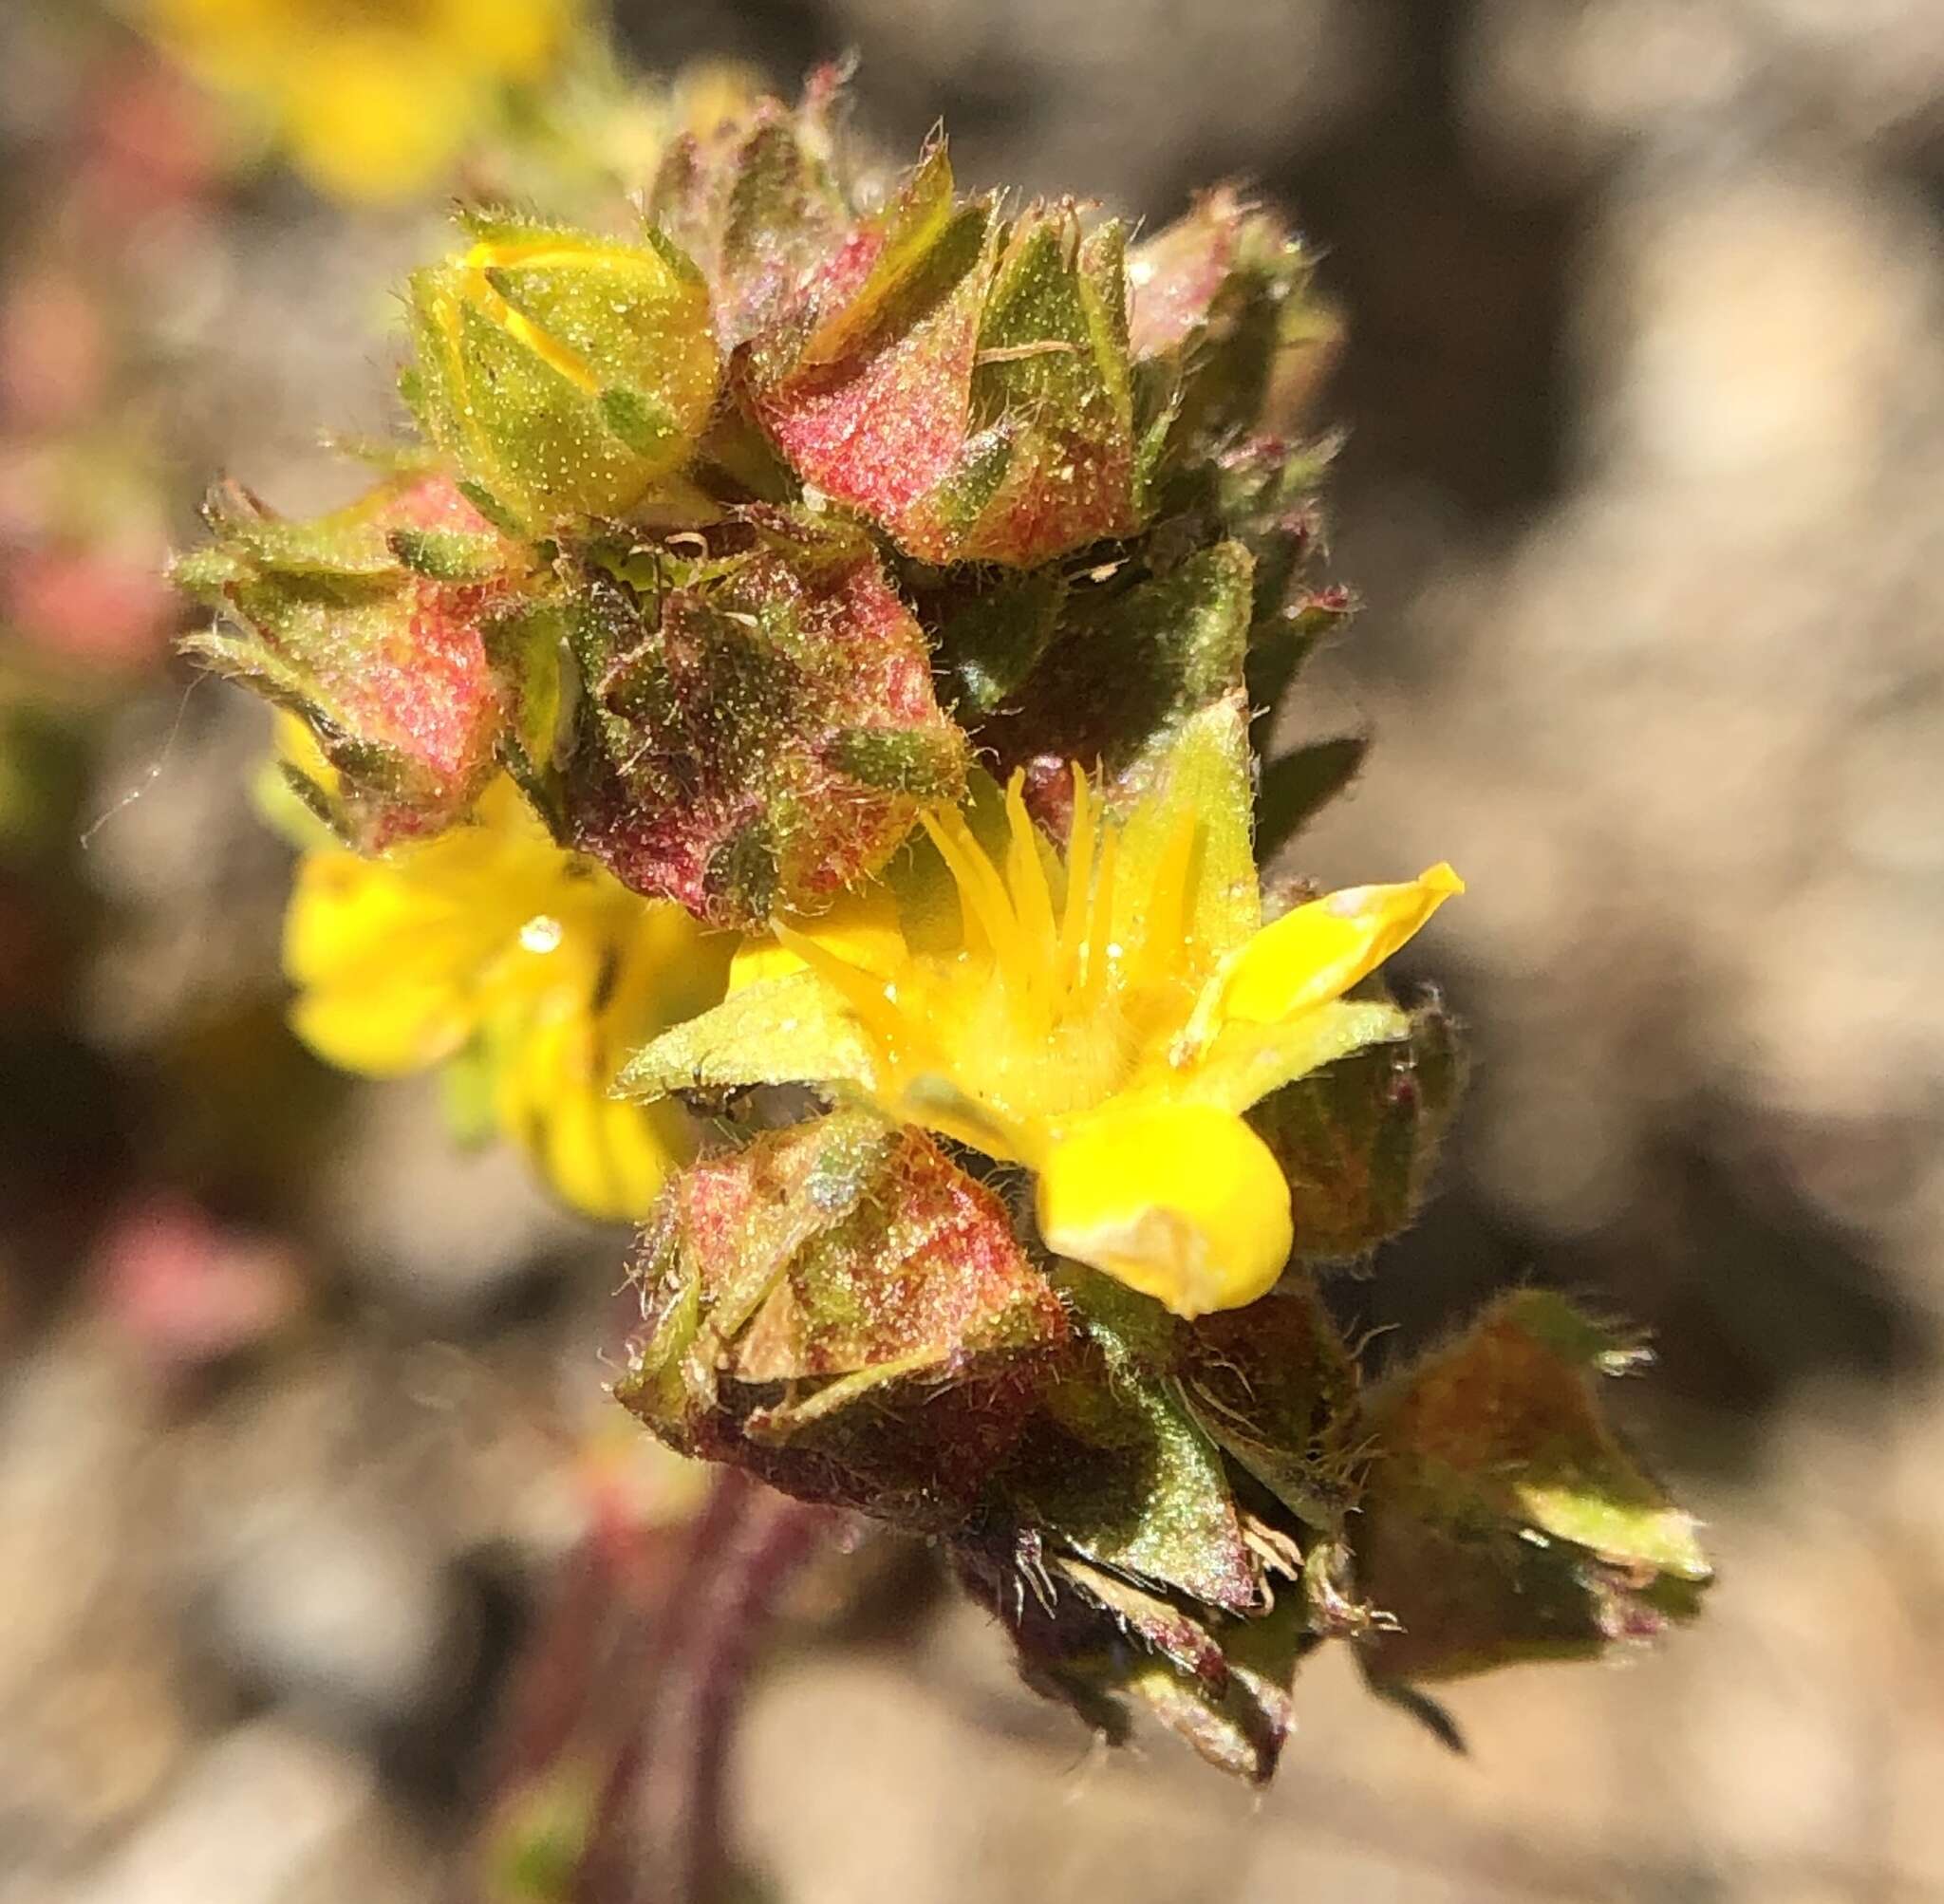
[
  {"x1": 630, "y1": 711, "x2": 1461, "y2": 1317},
  {"x1": 286, "y1": 773, "x2": 731, "y2": 1221},
  {"x1": 141, "y1": 0, "x2": 581, "y2": 202}
]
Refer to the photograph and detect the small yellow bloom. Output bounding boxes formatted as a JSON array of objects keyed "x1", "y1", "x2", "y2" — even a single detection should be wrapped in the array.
[
  {"x1": 141, "y1": 0, "x2": 579, "y2": 203},
  {"x1": 286, "y1": 775, "x2": 730, "y2": 1221},
  {"x1": 633, "y1": 711, "x2": 1460, "y2": 1316}
]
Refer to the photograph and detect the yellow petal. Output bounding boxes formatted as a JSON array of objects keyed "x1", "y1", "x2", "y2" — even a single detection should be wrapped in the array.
[
  {"x1": 501, "y1": 902, "x2": 718, "y2": 1220},
  {"x1": 620, "y1": 900, "x2": 738, "y2": 1034},
  {"x1": 282, "y1": 36, "x2": 474, "y2": 202},
  {"x1": 284, "y1": 850, "x2": 491, "y2": 1073},
  {"x1": 489, "y1": 998, "x2": 685, "y2": 1222},
  {"x1": 290, "y1": 981, "x2": 474, "y2": 1077},
  {"x1": 541, "y1": 1082, "x2": 684, "y2": 1223},
  {"x1": 1111, "y1": 703, "x2": 1262, "y2": 985},
  {"x1": 1176, "y1": 999, "x2": 1411, "y2": 1114},
  {"x1": 1206, "y1": 863, "x2": 1464, "y2": 1031},
  {"x1": 284, "y1": 851, "x2": 461, "y2": 991},
  {"x1": 1037, "y1": 1098, "x2": 1294, "y2": 1319},
  {"x1": 142, "y1": 0, "x2": 288, "y2": 91},
  {"x1": 426, "y1": 0, "x2": 574, "y2": 78}
]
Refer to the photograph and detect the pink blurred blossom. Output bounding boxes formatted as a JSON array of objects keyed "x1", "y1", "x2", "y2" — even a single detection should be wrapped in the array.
[{"x1": 93, "y1": 1194, "x2": 303, "y2": 1378}]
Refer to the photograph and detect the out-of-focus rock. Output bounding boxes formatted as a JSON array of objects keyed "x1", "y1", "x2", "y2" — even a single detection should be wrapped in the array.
[
  {"x1": 93, "y1": 1194, "x2": 304, "y2": 1380},
  {"x1": 82, "y1": 691, "x2": 290, "y2": 1045},
  {"x1": 1464, "y1": 0, "x2": 1944, "y2": 184},
  {"x1": 1299, "y1": 151, "x2": 1944, "y2": 1256},
  {"x1": 195, "y1": 1490, "x2": 477, "y2": 1740},
  {"x1": 307, "y1": 1073, "x2": 588, "y2": 1324},
  {"x1": 0, "y1": 1325, "x2": 203, "y2": 1893},
  {"x1": 65, "y1": 1720, "x2": 434, "y2": 1904},
  {"x1": 824, "y1": 0, "x2": 1387, "y2": 201}
]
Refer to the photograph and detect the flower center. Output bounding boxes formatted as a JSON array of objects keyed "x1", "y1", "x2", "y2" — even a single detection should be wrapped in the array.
[{"x1": 779, "y1": 765, "x2": 1205, "y2": 1160}]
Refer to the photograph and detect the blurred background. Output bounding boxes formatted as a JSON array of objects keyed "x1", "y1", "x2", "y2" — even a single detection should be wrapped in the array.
[{"x1": 3, "y1": 0, "x2": 1942, "y2": 1898}]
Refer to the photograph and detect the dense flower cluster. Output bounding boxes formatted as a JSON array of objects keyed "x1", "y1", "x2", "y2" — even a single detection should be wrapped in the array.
[{"x1": 178, "y1": 65, "x2": 1708, "y2": 1779}]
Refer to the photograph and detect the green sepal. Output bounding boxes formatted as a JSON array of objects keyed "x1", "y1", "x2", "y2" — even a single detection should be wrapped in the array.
[
  {"x1": 982, "y1": 539, "x2": 1256, "y2": 835},
  {"x1": 999, "y1": 1265, "x2": 1262, "y2": 1613},
  {"x1": 386, "y1": 526, "x2": 508, "y2": 583},
  {"x1": 618, "y1": 970, "x2": 876, "y2": 1104},
  {"x1": 173, "y1": 472, "x2": 532, "y2": 850},
  {"x1": 931, "y1": 570, "x2": 1066, "y2": 719},
  {"x1": 1180, "y1": 1274, "x2": 1362, "y2": 1531},
  {"x1": 551, "y1": 506, "x2": 965, "y2": 927}
]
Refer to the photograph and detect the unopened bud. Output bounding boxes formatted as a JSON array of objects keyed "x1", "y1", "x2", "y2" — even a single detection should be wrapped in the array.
[{"x1": 403, "y1": 215, "x2": 721, "y2": 532}]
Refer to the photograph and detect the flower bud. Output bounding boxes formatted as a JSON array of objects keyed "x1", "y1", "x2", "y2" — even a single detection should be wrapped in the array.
[
  {"x1": 403, "y1": 215, "x2": 721, "y2": 532},
  {"x1": 738, "y1": 146, "x2": 1147, "y2": 568},
  {"x1": 175, "y1": 473, "x2": 529, "y2": 849},
  {"x1": 1355, "y1": 1291, "x2": 1712, "y2": 1687},
  {"x1": 617, "y1": 1110, "x2": 1069, "y2": 1526},
  {"x1": 1128, "y1": 185, "x2": 1340, "y2": 452},
  {"x1": 647, "y1": 67, "x2": 850, "y2": 349},
  {"x1": 555, "y1": 506, "x2": 968, "y2": 928}
]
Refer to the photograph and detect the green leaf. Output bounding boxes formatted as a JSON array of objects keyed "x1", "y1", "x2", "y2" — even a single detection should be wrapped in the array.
[{"x1": 1255, "y1": 732, "x2": 1368, "y2": 863}]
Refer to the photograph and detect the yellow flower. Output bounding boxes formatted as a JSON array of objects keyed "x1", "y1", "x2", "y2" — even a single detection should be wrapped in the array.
[
  {"x1": 285, "y1": 774, "x2": 731, "y2": 1221},
  {"x1": 141, "y1": 0, "x2": 579, "y2": 203},
  {"x1": 627, "y1": 710, "x2": 1460, "y2": 1316}
]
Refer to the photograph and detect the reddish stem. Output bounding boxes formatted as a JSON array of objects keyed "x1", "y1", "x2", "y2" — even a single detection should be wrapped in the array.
[{"x1": 582, "y1": 1473, "x2": 836, "y2": 1904}]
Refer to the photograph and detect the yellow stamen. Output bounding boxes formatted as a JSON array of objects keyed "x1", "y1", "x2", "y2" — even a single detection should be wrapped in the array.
[
  {"x1": 921, "y1": 804, "x2": 1034, "y2": 990},
  {"x1": 773, "y1": 923, "x2": 908, "y2": 1063},
  {"x1": 1002, "y1": 772, "x2": 1059, "y2": 995},
  {"x1": 1056, "y1": 761, "x2": 1096, "y2": 991},
  {"x1": 1082, "y1": 826, "x2": 1119, "y2": 1008}
]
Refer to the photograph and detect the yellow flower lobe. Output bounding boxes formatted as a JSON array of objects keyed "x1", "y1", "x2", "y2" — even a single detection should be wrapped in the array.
[{"x1": 1037, "y1": 1099, "x2": 1295, "y2": 1319}]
